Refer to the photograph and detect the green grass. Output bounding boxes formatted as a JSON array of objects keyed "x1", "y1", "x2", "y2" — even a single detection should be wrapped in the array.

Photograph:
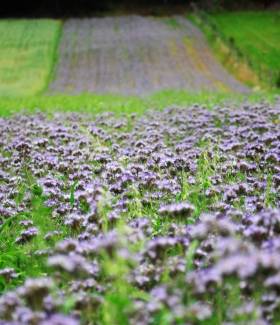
[
  {"x1": 0, "y1": 185, "x2": 68, "y2": 293},
  {"x1": 0, "y1": 90, "x2": 278, "y2": 117},
  {"x1": 198, "y1": 11, "x2": 280, "y2": 88},
  {"x1": 0, "y1": 19, "x2": 61, "y2": 97}
]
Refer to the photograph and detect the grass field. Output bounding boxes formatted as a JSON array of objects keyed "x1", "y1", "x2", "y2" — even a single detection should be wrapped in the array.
[
  {"x1": 0, "y1": 90, "x2": 277, "y2": 117},
  {"x1": 190, "y1": 11, "x2": 280, "y2": 89},
  {"x1": 0, "y1": 20, "x2": 61, "y2": 97}
]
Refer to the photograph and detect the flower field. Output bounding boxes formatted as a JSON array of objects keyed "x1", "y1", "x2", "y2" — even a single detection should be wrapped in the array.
[
  {"x1": 1, "y1": 98, "x2": 280, "y2": 324},
  {"x1": 49, "y1": 16, "x2": 248, "y2": 95},
  {"x1": 0, "y1": 9, "x2": 280, "y2": 325}
]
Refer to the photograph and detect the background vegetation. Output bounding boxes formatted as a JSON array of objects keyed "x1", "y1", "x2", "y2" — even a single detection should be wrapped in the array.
[
  {"x1": 0, "y1": 20, "x2": 61, "y2": 97},
  {"x1": 189, "y1": 11, "x2": 280, "y2": 90},
  {"x1": 207, "y1": 11, "x2": 280, "y2": 87},
  {"x1": 0, "y1": 14, "x2": 278, "y2": 118}
]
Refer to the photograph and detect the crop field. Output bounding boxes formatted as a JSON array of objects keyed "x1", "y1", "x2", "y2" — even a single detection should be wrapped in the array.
[
  {"x1": 0, "y1": 20, "x2": 61, "y2": 97},
  {"x1": 193, "y1": 11, "x2": 280, "y2": 89},
  {"x1": 0, "y1": 9, "x2": 280, "y2": 325},
  {"x1": 1, "y1": 100, "x2": 280, "y2": 324},
  {"x1": 49, "y1": 16, "x2": 248, "y2": 95}
]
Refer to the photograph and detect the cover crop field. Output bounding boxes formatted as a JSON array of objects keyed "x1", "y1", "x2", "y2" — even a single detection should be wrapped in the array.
[
  {"x1": 0, "y1": 9, "x2": 280, "y2": 325},
  {"x1": 49, "y1": 16, "x2": 248, "y2": 95},
  {"x1": 1, "y1": 102, "x2": 280, "y2": 324}
]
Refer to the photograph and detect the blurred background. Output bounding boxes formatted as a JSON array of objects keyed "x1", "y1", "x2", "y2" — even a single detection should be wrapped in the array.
[{"x1": 2, "y1": 0, "x2": 279, "y2": 17}]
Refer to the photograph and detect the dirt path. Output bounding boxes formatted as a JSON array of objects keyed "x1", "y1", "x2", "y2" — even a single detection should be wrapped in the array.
[{"x1": 49, "y1": 16, "x2": 249, "y2": 95}]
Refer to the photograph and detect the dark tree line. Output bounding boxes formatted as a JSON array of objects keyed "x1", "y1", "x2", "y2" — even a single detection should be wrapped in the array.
[
  {"x1": 1, "y1": 0, "x2": 277, "y2": 18},
  {"x1": 196, "y1": 0, "x2": 277, "y2": 10}
]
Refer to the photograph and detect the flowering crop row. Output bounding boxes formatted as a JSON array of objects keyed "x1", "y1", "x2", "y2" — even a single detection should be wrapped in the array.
[{"x1": 49, "y1": 16, "x2": 248, "y2": 95}]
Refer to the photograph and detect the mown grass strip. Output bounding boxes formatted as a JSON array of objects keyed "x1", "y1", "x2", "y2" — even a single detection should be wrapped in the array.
[{"x1": 0, "y1": 90, "x2": 277, "y2": 117}]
